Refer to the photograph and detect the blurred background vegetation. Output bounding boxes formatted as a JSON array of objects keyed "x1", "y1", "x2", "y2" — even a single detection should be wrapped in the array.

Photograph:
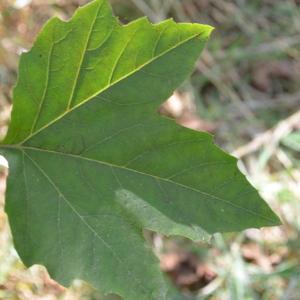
[{"x1": 0, "y1": 0, "x2": 300, "y2": 299}]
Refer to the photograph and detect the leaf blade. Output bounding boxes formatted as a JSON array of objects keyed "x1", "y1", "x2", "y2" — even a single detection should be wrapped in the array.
[
  {"x1": 4, "y1": 0, "x2": 212, "y2": 144},
  {"x1": 0, "y1": 0, "x2": 280, "y2": 299}
]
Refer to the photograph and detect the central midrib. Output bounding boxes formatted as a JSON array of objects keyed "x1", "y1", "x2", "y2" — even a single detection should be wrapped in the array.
[
  {"x1": 23, "y1": 148, "x2": 151, "y2": 296},
  {"x1": 6, "y1": 144, "x2": 276, "y2": 224},
  {"x1": 17, "y1": 31, "x2": 207, "y2": 146}
]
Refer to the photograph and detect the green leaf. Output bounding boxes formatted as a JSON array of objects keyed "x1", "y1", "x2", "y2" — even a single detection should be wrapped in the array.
[
  {"x1": 281, "y1": 131, "x2": 300, "y2": 152},
  {"x1": 0, "y1": 0, "x2": 280, "y2": 299}
]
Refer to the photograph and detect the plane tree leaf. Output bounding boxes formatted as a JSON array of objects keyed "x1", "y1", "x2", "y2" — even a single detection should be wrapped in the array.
[{"x1": 0, "y1": 0, "x2": 280, "y2": 299}]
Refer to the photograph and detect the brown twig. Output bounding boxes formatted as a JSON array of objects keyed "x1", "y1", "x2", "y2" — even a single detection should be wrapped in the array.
[{"x1": 233, "y1": 110, "x2": 300, "y2": 158}]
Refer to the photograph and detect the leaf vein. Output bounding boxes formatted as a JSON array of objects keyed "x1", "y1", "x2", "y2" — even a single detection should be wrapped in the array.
[
  {"x1": 67, "y1": 0, "x2": 105, "y2": 109},
  {"x1": 20, "y1": 31, "x2": 204, "y2": 145},
  {"x1": 21, "y1": 146, "x2": 275, "y2": 223},
  {"x1": 30, "y1": 43, "x2": 54, "y2": 134},
  {"x1": 23, "y1": 149, "x2": 151, "y2": 295}
]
